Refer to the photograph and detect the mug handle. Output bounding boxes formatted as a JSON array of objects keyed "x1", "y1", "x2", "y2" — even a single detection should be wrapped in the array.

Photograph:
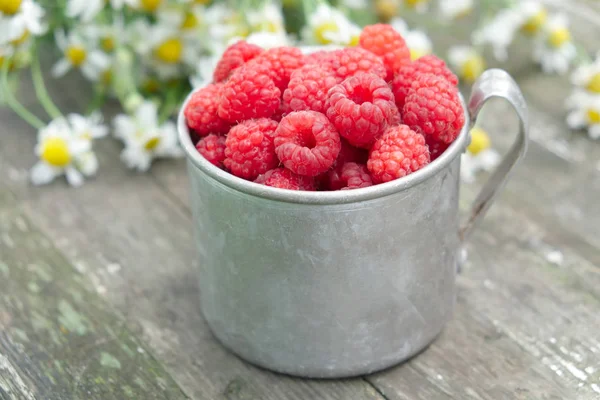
[{"x1": 459, "y1": 69, "x2": 530, "y2": 243}]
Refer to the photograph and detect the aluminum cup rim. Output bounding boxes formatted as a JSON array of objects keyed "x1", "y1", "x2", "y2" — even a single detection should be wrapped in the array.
[{"x1": 177, "y1": 89, "x2": 471, "y2": 205}]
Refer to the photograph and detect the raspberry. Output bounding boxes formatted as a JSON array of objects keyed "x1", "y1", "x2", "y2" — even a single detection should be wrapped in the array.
[
  {"x1": 367, "y1": 125, "x2": 430, "y2": 183},
  {"x1": 224, "y1": 118, "x2": 279, "y2": 180},
  {"x1": 255, "y1": 168, "x2": 316, "y2": 191},
  {"x1": 184, "y1": 84, "x2": 231, "y2": 137},
  {"x1": 403, "y1": 74, "x2": 465, "y2": 144},
  {"x1": 392, "y1": 55, "x2": 459, "y2": 108},
  {"x1": 327, "y1": 47, "x2": 387, "y2": 81},
  {"x1": 247, "y1": 46, "x2": 305, "y2": 91},
  {"x1": 359, "y1": 24, "x2": 411, "y2": 81},
  {"x1": 282, "y1": 65, "x2": 340, "y2": 114},
  {"x1": 218, "y1": 64, "x2": 281, "y2": 123},
  {"x1": 274, "y1": 111, "x2": 341, "y2": 177},
  {"x1": 325, "y1": 73, "x2": 397, "y2": 149},
  {"x1": 213, "y1": 41, "x2": 263, "y2": 83},
  {"x1": 196, "y1": 134, "x2": 227, "y2": 168},
  {"x1": 425, "y1": 135, "x2": 450, "y2": 161},
  {"x1": 318, "y1": 139, "x2": 368, "y2": 190},
  {"x1": 339, "y1": 162, "x2": 373, "y2": 190}
]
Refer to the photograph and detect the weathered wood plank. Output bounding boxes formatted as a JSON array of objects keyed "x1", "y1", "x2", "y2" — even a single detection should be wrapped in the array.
[{"x1": 0, "y1": 187, "x2": 188, "y2": 400}]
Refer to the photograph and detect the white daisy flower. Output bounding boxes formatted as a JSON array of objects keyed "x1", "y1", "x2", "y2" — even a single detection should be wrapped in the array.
[
  {"x1": 571, "y1": 52, "x2": 600, "y2": 94},
  {"x1": 204, "y1": 2, "x2": 247, "y2": 45},
  {"x1": 471, "y1": 7, "x2": 522, "y2": 61},
  {"x1": 460, "y1": 128, "x2": 500, "y2": 183},
  {"x1": 190, "y1": 54, "x2": 219, "y2": 88},
  {"x1": 390, "y1": 18, "x2": 432, "y2": 61},
  {"x1": 401, "y1": 0, "x2": 429, "y2": 13},
  {"x1": 302, "y1": 3, "x2": 361, "y2": 46},
  {"x1": 113, "y1": 101, "x2": 183, "y2": 171},
  {"x1": 566, "y1": 93, "x2": 600, "y2": 140},
  {"x1": 247, "y1": 2, "x2": 286, "y2": 35},
  {"x1": 52, "y1": 29, "x2": 111, "y2": 81},
  {"x1": 66, "y1": 0, "x2": 105, "y2": 22},
  {"x1": 339, "y1": 0, "x2": 368, "y2": 10},
  {"x1": 127, "y1": 0, "x2": 165, "y2": 13},
  {"x1": 30, "y1": 117, "x2": 98, "y2": 187},
  {"x1": 448, "y1": 46, "x2": 485, "y2": 84},
  {"x1": 517, "y1": 1, "x2": 548, "y2": 36},
  {"x1": 0, "y1": 0, "x2": 45, "y2": 45},
  {"x1": 82, "y1": 15, "x2": 128, "y2": 54},
  {"x1": 532, "y1": 14, "x2": 576, "y2": 75},
  {"x1": 244, "y1": 31, "x2": 291, "y2": 49},
  {"x1": 156, "y1": 2, "x2": 206, "y2": 39},
  {"x1": 439, "y1": 0, "x2": 473, "y2": 21},
  {"x1": 68, "y1": 112, "x2": 109, "y2": 141}
]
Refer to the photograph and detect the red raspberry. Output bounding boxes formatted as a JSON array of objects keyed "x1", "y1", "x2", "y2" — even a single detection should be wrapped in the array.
[
  {"x1": 196, "y1": 134, "x2": 227, "y2": 168},
  {"x1": 319, "y1": 139, "x2": 368, "y2": 190},
  {"x1": 247, "y1": 46, "x2": 305, "y2": 91},
  {"x1": 254, "y1": 168, "x2": 316, "y2": 191},
  {"x1": 403, "y1": 74, "x2": 465, "y2": 144},
  {"x1": 339, "y1": 162, "x2": 373, "y2": 190},
  {"x1": 326, "y1": 73, "x2": 397, "y2": 149},
  {"x1": 184, "y1": 84, "x2": 231, "y2": 137},
  {"x1": 359, "y1": 24, "x2": 411, "y2": 81},
  {"x1": 218, "y1": 64, "x2": 281, "y2": 123},
  {"x1": 304, "y1": 50, "x2": 338, "y2": 66},
  {"x1": 282, "y1": 65, "x2": 340, "y2": 114},
  {"x1": 327, "y1": 48, "x2": 387, "y2": 81},
  {"x1": 274, "y1": 111, "x2": 341, "y2": 177},
  {"x1": 213, "y1": 41, "x2": 263, "y2": 83},
  {"x1": 367, "y1": 125, "x2": 430, "y2": 183},
  {"x1": 224, "y1": 118, "x2": 279, "y2": 180},
  {"x1": 425, "y1": 135, "x2": 450, "y2": 161},
  {"x1": 392, "y1": 55, "x2": 458, "y2": 108}
]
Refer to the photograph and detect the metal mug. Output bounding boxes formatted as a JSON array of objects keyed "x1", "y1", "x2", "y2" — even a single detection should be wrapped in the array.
[{"x1": 177, "y1": 69, "x2": 529, "y2": 378}]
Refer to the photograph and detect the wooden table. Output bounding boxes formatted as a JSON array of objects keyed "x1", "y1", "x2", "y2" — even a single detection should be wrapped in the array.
[{"x1": 2, "y1": 18, "x2": 600, "y2": 400}]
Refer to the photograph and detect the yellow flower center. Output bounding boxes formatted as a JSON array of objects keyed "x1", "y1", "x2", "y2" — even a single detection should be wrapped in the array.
[
  {"x1": 314, "y1": 21, "x2": 339, "y2": 45},
  {"x1": 144, "y1": 137, "x2": 161, "y2": 151},
  {"x1": 375, "y1": 0, "x2": 398, "y2": 21},
  {"x1": 586, "y1": 73, "x2": 600, "y2": 93},
  {"x1": 410, "y1": 48, "x2": 428, "y2": 61},
  {"x1": 587, "y1": 109, "x2": 600, "y2": 124},
  {"x1": 349, "y1": 33, "x2": 360, "y2": 47},
  {"x1": 181, "y1": 12, "x2": 199, "y2": 30},
  {"x1": 254, "y1": 21, "x2": 280, "y2": 33},
  {"x1": 10, "y1": 30, "x2": 29, "y2": 46},
  {"x1": 461, "y1": 54, "x2": 485, "y2": 84},
  {"x1": 467, "y1": 127, "x2": 491, "y2": 155},
  {"x1": 522, "y1": 9, "x2": 547, "y2": 35},
  {"x1": 154, "y1": 38, "x2": 183, "y2": 63},
  {"x1": 140, "y1": 0, "x2": 162, "y2": 12},
  {"x1": 66, "y1": 46, "x2": 87, "y2": 66},
  {"x1": 405, "y1": 0, "x2": 427, "y2": 8},
  {"x1": 41, "y1": 137, "x2": 71, "y2": 167},
  {"x1": 101, "y1": 36, "x2": 115, "y2": 52},
  {"x1": 548, "y1": 28, "x2": 571, "y2": 48},
  {"x1": 101, "y1": 69, "x2": 112, "y2": 85},
  {"x1": 0, "y1": 0, "x2": 22, "y2": 15}
]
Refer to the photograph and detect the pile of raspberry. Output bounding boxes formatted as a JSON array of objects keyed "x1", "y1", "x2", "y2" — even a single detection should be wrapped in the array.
[{"x1": 184, "y1": 24, "x2": 464, "y2": 191}]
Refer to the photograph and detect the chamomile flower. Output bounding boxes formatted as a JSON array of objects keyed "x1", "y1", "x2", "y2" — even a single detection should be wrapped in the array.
[
  {"x1": 375, "y1": 0, "x2": 399, "y2": 21},
  {"x1": 30, "y1": 117, "x2": 98, "y2": 187},
  {"x1": 244, "y1": 31, "x2": 291, "y2": 49},
  {"x1": 156, "y1": 2, "x2": 206, "y2": 39},
  {"x1": 128, "y1": 0, "x2": 165, "y2": 13},
  {"x1": 190, "y1": 54, "x2": 219, "y2": 88},
  {"x1": 566, "y1": 94, "x2": 600, "y2": 140},
  {"x1": 66, "y1": 0, "x2": 106, "y2": 22},
  {"x1": 517, "y1": 1, "x2": 548, "y2": 36},
  {"x1": 247, "y1": 2, "x2": 286, "y2": 35},
  {"x1": 68, "y1": 112, "x2": 108, "y2": 141},
  {"x1": 460, "y1": 128, "x2": 500, "y2": 183},
  {"x1": 204, "y1": 3, "x2": 248, "y2": 45},
  {"x1": 82, "y1": 15, "x2": 128, "y2": 54},
  {"x1": 571, "y1": 53, "x2": 600, "y2": 94},
  {"x1": 339, "y1": 0, "x2": 368, "y2": 10},
  {"x1": 390, "y1": 18, "x2": 432, "y2": 60},
  {"x1": 439, "y1": 0, "x2": 473, "y2": 21},
  {"x1": 401, "y1": 0, "x2": 429, "y2": 13},
  {"x1": 472, "y1": 8, "x2": 522, "y2": 61},
  {"x1": 52, "y1": 29, "x2": 111, "y2": 81},
  {"x1": 0, "y1": 0, "x2": 45, "y2": 45},
  {"x1": 448, "y1": 46, "x2": 485, "y2": 84},
  {"x1": 532, "y1": 14, "x2": 576, "y2": 75},
  {"x1": 302, "y1": 3, "x2": 361, "y2": 47},
  {"x1": 113, "y1": 101, "x2": 183, "y2": 171}
]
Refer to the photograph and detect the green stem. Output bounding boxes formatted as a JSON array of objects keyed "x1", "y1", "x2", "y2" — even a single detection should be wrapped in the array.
[
  {"x1": 87, "y1": 86, "x2": 106, "y2": 114},
  {"x1": 31, "y1": 51, "x2": 63, "y2": 119},
  {"x1": 158, "y1": 89, "x2": 178, "y2": 124},
  {"x1": 1, "y1": 59, "x2": 45, "y2": 130}
]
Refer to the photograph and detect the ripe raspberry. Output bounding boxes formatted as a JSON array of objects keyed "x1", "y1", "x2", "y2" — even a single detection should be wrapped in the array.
[
  {"x1": 359, "y1": 24, "x2": 411, "y2": 80},
  {"x1": 318, "y1": 139, "x2": 368, "y2": 190},
  {"x1": 184, "y1": 84, "x2": 231, "y2": 137},
  {"x1": 326, "y1": 72, "x2": 397, "y2": 148},
  {"x1": 339, "y1": 162, "x2": 373, "y2": 190},
  {"x1": 367, "y1": 125, "x2": 430, "y2": 183},
  {"x1": 282, "y1": 65, "x2": 340, "y2": 114},
  {"x1": 218, "y1": 64, "x2": 281, "y2": 123},
  {"x1": 274, "y1": 111, "x2": 341, "y2": 177},
  {"x1": 247, "y1": 46, "x2": 305, "y2": 91},
  {"x1": 403, "y1": 74, "x2": 465, "y2": 144},
  {"x1": 196, "y1": 134, "x2": 227, "y2": 168},
  {"x1": 224, "y1": 118, "x2": 279, "y2": 180},
  {"x1": 304, "y1": 50, "x2": 337, "y2": 66},
  {"x1": 255, "y1": 168, "x2": 316, "y2": 191},
  {"x1": 327, "y1": 47, "x2": 387, "y2": 81},
  {"x1": 392, "y1": 55, "x2": 459, "y2": 108},
  {"x1": 425, "y1": 135, "x2": 450, "y2": 161},
  {"x1": 213, "y1": 41, "x2": 263, "y2": 82}
]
